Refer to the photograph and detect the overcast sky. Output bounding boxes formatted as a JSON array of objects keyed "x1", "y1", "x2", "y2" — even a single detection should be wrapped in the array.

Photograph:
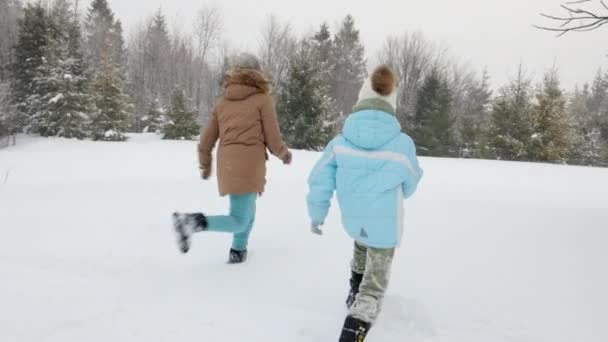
[{"x1": 86, "y1": 0, "x2": 606, "y2": 90}]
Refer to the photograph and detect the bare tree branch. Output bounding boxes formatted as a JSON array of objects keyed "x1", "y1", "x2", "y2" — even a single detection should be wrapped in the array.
[
  {"x1": 258, "y1": 15, "x2": 297, "y2": 90},
  {"x1": 540, "y1": 14, "x2": 596, "y2": 22},
  {"x1": 536, "y1": 0, "x2": 608, "y2": 35},
  {"x1": 578, "y1": 18, "x2": 608, "y2": 30},
  {"x1": 193, "y1": 6, "x2": 223, "y2": 62},
  {"x1": 568, "y1": 0, "x2": 592, "y2": 4},
  {"x1": 535, "y1": 18, "x2": 606, "y2": 35},
  {"x1": 561, "y1": 4, "x2": 599, "y2": 18}
]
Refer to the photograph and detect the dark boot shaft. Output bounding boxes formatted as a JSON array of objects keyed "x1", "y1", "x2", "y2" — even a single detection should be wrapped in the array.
[
  {"x1": 350, "y1": 271, "x2": 364, "y2": 289},
  {"x1": 346, "y1": 271, "x2": 364, "y2": 308},
  {"x1": 191, "y1": 213, "x2": 208, "y2": 231}
]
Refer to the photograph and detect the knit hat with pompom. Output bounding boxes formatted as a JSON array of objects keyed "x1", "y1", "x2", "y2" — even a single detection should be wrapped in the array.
[{"x1": 356, "y1": 65, "x2": 397, "y2": 112}]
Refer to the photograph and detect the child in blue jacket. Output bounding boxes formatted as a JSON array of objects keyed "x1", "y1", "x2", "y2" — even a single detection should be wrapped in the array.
[{"x1": 307, "y1": 65, "x2": 423, "y2": 342}]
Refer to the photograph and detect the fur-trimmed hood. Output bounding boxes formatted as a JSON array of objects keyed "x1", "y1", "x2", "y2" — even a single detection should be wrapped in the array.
[{"x1": 224, "y1": 69, "x2": 270, "y2": 101}]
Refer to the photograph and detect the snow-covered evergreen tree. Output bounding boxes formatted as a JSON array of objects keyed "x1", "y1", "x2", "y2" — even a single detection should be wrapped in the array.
[
  {"x1": 90, "y1": 48, "x2": 131, "y2": 141},
  {"x1": 413, "y1": 68, "x2": 453, "y2": 157},
  {"x1": 84, "y1": 0, "x2": 125, "y2": 74},
  {"x1": 28, "y1": 0, "x2": 93, "y2": 139},
  {"x1": 528, "y1": 69, "x2": 573, "y2": 162},
  {"x1": 587, "y1": 70, "x2": 607, "y2": 116},
  {"x1": 568, "y1": 85, "x2": 604, "y2": 166},
  {"x1": 0, "y1": 82, "x2": 19, "y2": 145},
  {"x1": 0, "y1": 0, "x2": 22, "y2": 82},
  {"x1": 312, "y1": 23, "x2": 333, "y2": 85},
  {"x1": 162, "y1": 88, "x2": 199, "y2": 140},
  {"x1": 329, "y1": 15, "x2": 366, "y2": 116},
  {"x1": 460, "y1": 69, "x2": 492, "y2": 158},
  {"x1": 489, "y1": 66, "x2": 535, "y2": 161},
  {"x1": 146, "y1": 9, "x2": 172, "y2": 103},
  {"x1": 277, "y1": 41, "x2": 337, "y2": 151},
  {"x1": 141, "y1": 99, "x2": 164, "y2": 134},
  {"x1": 592, "y1": 72, "x2": 608, "y2": 153},
  {"x1": 0, "y1": 0, "x2": 21, "y2": 144},
  {"x1": 12, "y1": 2, "x2": 48, "y2": 123}
]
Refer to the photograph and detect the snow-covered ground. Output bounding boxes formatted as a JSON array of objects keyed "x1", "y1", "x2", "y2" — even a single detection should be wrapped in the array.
[{"x1": 1, "y1": 134, "x2": 607, "y2": 342}]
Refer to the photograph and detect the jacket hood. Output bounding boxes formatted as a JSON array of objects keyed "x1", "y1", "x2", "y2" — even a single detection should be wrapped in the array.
[
  {"x1": 224, "y1": 69, "x2": 270, "y2": 101},
  {"x1": 342, "y1": 110, "x2": 401, "y2": 149}
]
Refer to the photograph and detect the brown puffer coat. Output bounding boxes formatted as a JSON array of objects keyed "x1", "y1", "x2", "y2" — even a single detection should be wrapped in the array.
[{"x1": 198, "y1": 69, "x2": 290, "y2": 196}]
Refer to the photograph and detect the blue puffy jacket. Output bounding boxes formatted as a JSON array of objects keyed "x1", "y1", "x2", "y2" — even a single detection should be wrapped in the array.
[{"x1": 307, "y1": 109, "x2": 423, "y2": 248}]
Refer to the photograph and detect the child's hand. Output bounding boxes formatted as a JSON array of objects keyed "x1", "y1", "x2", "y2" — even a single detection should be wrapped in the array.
[
  {"x1": 200, "y1": 166, "x2": 211, "y2": 180},
  {"x1": 282, "y1": 151, "x2": 293, "y2": 165},
  {"x1": 311, "y1": 223, "x2": 324, "y2": 236}
]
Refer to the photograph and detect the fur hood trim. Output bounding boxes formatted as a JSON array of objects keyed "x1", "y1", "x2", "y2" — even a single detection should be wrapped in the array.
[{"x1": 224, "y1": 69, "x2": 270, "y2": 94}]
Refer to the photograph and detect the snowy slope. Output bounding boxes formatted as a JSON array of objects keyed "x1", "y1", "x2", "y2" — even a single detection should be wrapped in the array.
[{"x1": 1, "y1": 134, "x2": 607, "y2": 342}]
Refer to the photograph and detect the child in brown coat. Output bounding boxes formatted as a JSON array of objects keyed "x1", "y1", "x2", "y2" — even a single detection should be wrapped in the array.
[{"x1": 173, "y1": 53, "x2": 291, "y2": 263}]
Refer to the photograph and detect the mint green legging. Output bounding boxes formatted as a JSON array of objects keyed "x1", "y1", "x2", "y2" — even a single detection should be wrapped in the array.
[{"x1": 205, "y1": 193, "x2": 257, "y2": 251}]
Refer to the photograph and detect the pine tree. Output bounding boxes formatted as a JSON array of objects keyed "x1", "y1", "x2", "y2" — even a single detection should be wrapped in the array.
[
  {"x1": 0, "y1": 81, "x2": 19, "y2": 145},
  {"x1": 568, "y1": 85, "x2": 604, "y2": 166},
  {"x1": 28, "y1": 0, "x2": 93, "y2": 139},
  {"x1": 594, "y1": 72, "x2": 608, "y2": 147},
  {"x1": 586, "y1": 70, "x2": 608, "y2": 151},
  {"x1": 84, "y1": 0, "x2": 125, "y2": 73},
  {"x1": 489, "y1": 66, "x2": 534, "y2": 161},
  {"x1": 90, "y1": 48, "x2": 131, "y2": 141},
  {"x1": 313, "y1": 23, "x2": 332, "y2": 61},
  {"x1": 412, "y1": 68, "x2": 453, "y2": 157},
  {"x1": 277, "y1": 41, "x2": 337, "y2": 151},
  {"x1": 587, "y1": 69, "x2": 607, "y2": 115},
  {"x1": 528, "y1": 69, "x2": 573, "y2": 162},
  {"x1": 142, "y1": 99, "x2": 164, "y2": 134},
  {"x1": 0, "y1": 0, "x2": 22, "y2": 82},
  {"x1": 12, "y1": 2, "x2": 49, "y2": 122},
  {"x1": 112, "y1": 20, "x2": 126, "y2": 71},
  {"x1": 312, "y1": 23, "x2": 332, "y2": 85},
  {"x1": 162, "y1": 88, "x2": 199, "y2": 140},
  {"x1": 329, "y1": 15, "x2": 366, "y2": 116},
  {"x1": 460, "y1": 69, "x2": 492, "y2": 158},
  {"x1": 598, "y1": 108, "x2": 608, "y2": 153},
  {"x1": 146, "y1": 9, "x2": 172, "y2": 103}
]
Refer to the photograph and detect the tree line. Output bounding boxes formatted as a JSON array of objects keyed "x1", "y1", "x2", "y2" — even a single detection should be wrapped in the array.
[
  {"x1": 0, "y1": 0, "x2": 203, "y2": 143},
  {"x1": 0, "y1": 0, "x2": 606, "y2": 167}
]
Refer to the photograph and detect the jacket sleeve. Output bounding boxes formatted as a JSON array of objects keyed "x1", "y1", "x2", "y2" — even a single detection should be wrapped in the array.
[
  {"x1": 307, "y1": 138, "x2": 338, "y2": 225},
  {"x1": 402, "y1": 138, "x2": 424, "y2": 199},
  {"x1": 260, "y1": 95, "x2": 289, "y2": 160},
  {"x1": 198, "y1": 107, "x2": 219, "y2": 171}
]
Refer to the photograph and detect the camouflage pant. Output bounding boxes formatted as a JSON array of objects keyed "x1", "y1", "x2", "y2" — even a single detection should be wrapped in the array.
[{"x1": 350, "y1": 242, "x2": 396, "y2": 324}]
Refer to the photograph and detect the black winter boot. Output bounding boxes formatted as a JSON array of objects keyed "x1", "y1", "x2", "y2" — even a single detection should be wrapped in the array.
[
  {"x1": 228, "y1": 248, "x2": 248, "y2": 264},
  {"x1": 172, "y1": 213, "x2": 207, "y2": 254},
  {"x1": 339, "y1": 315, "x2": 371, "y2": 342},
  {"x1": 346, "y1": 271, "x2": 364, "y2": 308}
]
